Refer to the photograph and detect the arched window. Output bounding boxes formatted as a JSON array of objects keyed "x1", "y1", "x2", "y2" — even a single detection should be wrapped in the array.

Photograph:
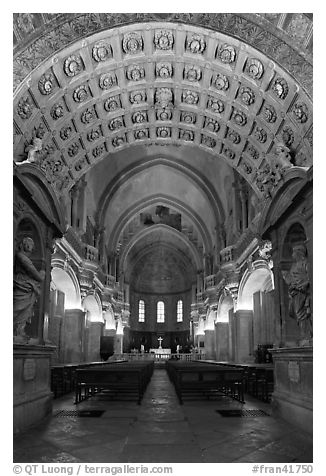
[
  {"x1": 138, "y1": 300, "x2": 145, "y2": 322},
  {"x1": 177, "y1": 300, "x2": 183, "y2": 322},
  {"x1": 157, "y1": 301, "x2": 165, "y2": 323}
]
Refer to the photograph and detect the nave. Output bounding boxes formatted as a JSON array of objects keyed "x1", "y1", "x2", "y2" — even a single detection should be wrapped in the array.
[{"x1": 14, "y1": 368, "x2": 312, "y2": 464}]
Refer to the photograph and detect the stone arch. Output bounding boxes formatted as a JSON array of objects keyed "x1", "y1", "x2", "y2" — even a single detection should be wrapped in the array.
[
  {"x1": 83, "y1": 292, "x2": 103, "y2": 322},
  {"x1": 51, "y1": 266, "x2": 81, "y2": 310},
  {"x1": 217, "y1": 291, "x2": 234, "y2": 322},
  {"x1": 237, "y1": 260, "x2": 274, "y2": 311}
]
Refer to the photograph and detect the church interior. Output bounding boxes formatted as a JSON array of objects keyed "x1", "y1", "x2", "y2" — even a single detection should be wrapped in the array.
[{"x1": 13, "y1": 13, "x2": 313, "y2": 464}]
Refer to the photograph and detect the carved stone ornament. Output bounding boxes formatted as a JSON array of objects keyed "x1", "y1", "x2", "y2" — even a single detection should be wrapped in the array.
[
  {"x1": 156, "y1": 127, "x2": 171, "y2": 138},
  {"x1": 104, "y1": 95, "x2": 121, "y2": 112},
  {"x1": 255, "y1": 161, "x2": 284, "y2": 198},
  {"x1": 122, "y1": 32, "x2": 143, "y2": 54},
  {"x1": 155, "y1": 88, "x2": 173, "y2": 108},
  {"x1": 207, "y1": 96, "x2": 225, "y2": 114},
  {"x1": 59, "y1": 125, "x2": 72, "y2": 141},
  {"x1": 293, "y1": 102, "x2": 308, "y2": 123},
  {"x1": 99, "y1": 72, "x2": 117, "y2": 90},
  {"x1": 92, "y1": 144, "x2": 105, "y2": 157},
  {"x1": 126, "y1": 64, "x2": 145, "y2": 81},
  {"x1": 112, "y1": 135, "x2": 126, "y2": 147},
  {"x1": 155, "y1": 62, "x2": 173, "y2": 82},
  {"x1": 258, "y1": 240, "x2": 272, "y2": 261},
  {"x1": 223, "y1": 146, "x2": 235, "y2": 160},
  {"x1": 31, "y1": 123, "x2": 46, "y2": 139},
  {"x1": 282, "y1": 125, "x2": 295, "y2": 146},
  {"x1": 186, "y1": 34, "x2": 206, "y2": 54},
  {"x1": 87, "y1": 127, "x2": 102, "y2": 142},
  {"x1": 242, "y1": 161, "x2": 253, "y2": 174},
  {"x1": 154, "y1": 30, "x2": 174, "y2": 50},
  {"x1": 217, "y1": 44, "x2": 236, "y2": 63},
  {"x1": 16, "y1": 13, "x2": 34, "y2": 34},
  {"x1": 204, "y1": 117, "x2": 220, "y2": 133},
  {"x1": 212, "y1": 73, "x2": 229, "y2": 91},
  {"x1": 245, "y1": 58, "x2": 264, "y2": 80},
  {"x1": 180, "y1": 111, "x2": 196, "y2": 124},
  {"x1": 232, "y1": 109, "x2": 247, "y2": 126},
  {"x1": 182, "y1": 90, "x2": 199, "y2": 105},
  {"x1": 108, "y1": 117, "x2": 124, "y2": 131},
  {"x1": 66, "y1": 142, "x2": 79, "y2": 157},
  {"x1": 227, "y1": 129, "x2": 241, "y2": 144},
  {"x1": 73, "y1": 85, "x2": 89, "y2": 103},
  {"x1": 272, "y1": 77, "x2": 289, "y2": 99},
  {"x1": 74, "y1": 156, "x2": 88, "y2": 171},
  {"x1": 64, "y1": 54, "x2": 84, "y2": 77},
  {"x1": 38, "y1": 72, "x2": 55, "y2": 95},
  {"x1": 129, "y1": 90, "x2": 147, "y2": 104},
  {"x1": 184, "y1": 65, "x2": 201, "y2": 82},
  {"x1": 263, "y1": 104, "x2": 277, "y2": 123},
  {"x1": 50, "y1": 103, "x2": 64, "y2": 120},
  {"x1": 40, "y1": 156, "x2": 65, "y2": 182},
  {"x1": 132, "y1": 111, "x2": 148, "y2": 124},
  {"x1": 81, "y1": 107, "x2": 96, "y2": 124},
  {"x1": 201, "y1": 135, "x2": 216, "y2": 148},
  {"x1": 246, "y1": 143, "x2": 260, "y2": 160},
  {"x1": 17, "y1": 97, "x2": 34, "y2": 119},
  {"x1": 179, "y1": 129, "x2": 194, "y2": 141},
  {"x1": 254, "y1": 127, "x2": 267, "y2": 143},
  {"x1": 92, "y1": 41, "x2": 112, "y2": 62},
  {"x1": 156, "y1": 109, "x2": 172, "y2": 121},
  {"x1": 134, "y1": 129, "x2": 149, "y2": 140},
  {"x1": 239, "y1": 86, "x2": 255, "y2": 105}
]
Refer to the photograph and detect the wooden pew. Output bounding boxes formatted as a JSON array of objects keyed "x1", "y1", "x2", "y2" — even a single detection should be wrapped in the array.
[
  {"x1": 166, "y1": 361, "x2": 245, "y2": 404},
  {"x1": 74, "y1": 361, "x2": 154, "y2": 405}
]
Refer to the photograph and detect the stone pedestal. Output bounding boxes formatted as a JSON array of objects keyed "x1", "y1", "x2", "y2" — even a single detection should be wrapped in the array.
[
  {"x1": 14, "y1": 344, "x2": 55, "y2": 433},
  {"x1": 215, "y1": 322, "x2": 229, "y2": 361},
  {"x1": 234, "y1": 310, "x2": 254, "y2": 363},
  {"x1": 114, "y1": 334, "x2": 123, "y2": 354},
  {"x1": 270, "y1": 346, "x2": 312, "y2": 434},
  {"x1": 62, "y1": 309, "x2": 85, "y2": 363},
  {"x1": 86, "y1": 322, "x2": 104, "y2": 362},
  {"x1": 204, "y1": 330, "x2": 216, "y2": 359}
]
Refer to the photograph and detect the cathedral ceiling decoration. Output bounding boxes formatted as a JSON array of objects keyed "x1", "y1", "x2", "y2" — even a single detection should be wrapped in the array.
[{"x1": 13, "y1": 20, "x2": 312, "y2": 201}]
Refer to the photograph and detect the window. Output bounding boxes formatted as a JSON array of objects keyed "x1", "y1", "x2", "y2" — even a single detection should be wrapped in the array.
[
  {"x1": 157, "y1": 301, "x2": 165, "y2": 323},
  {"x1": 177, "y1": 300, "x2": 183, "y2": 322},
  {"x1": 138, "y1": 300, "x2": 145, "y2": 322}
]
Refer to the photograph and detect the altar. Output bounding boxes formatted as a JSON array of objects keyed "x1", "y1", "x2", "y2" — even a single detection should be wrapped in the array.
[{"x1": 149, "y1": 348, "x2": 171, "y2": 355}]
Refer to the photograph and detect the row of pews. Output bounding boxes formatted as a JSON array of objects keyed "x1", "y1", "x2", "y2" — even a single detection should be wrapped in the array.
[
  {"x1": 166, "y1": 360, "x2": 245, "y2": 404},
  {"x1": 199, "y1": 361, "x2": 274, "y2": 402}
]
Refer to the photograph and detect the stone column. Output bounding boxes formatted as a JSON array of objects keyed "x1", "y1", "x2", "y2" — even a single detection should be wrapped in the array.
[
  {"x1": 215, "y1": 322, "x2": 229, "y2": 361},
  {"x1": 48, "y1": 289, "x2": 65, "y2": 364},
  {"x1": 86, "y1": 321, "x2": 104, "y2": 362},
  {"x1": 204, "y1": 330, "x2": 216, "y2": 359},
  {"x1": 252, "y1": 291, "x2": 262, "y2": 350},
  {"x1": 228, "y1": 308, "x2": 236, "y2": 362},
  {"x1": 62, "y1": 309, "x2": 86, "y2": 363},
  {"x1": 114, "y1": 334, "x2": 123, "y2": 354},
  {"x1": 234, "y1": 310, "x2": 254, "y2": 363}
]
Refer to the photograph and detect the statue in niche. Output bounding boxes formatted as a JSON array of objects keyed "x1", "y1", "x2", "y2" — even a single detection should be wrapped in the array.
[
  {"x1": 282, "y1": 243, "x2": 312, "y2": 340},
  {"x1": 13, "y1": 237, "x2": 45, "y2": 342}
]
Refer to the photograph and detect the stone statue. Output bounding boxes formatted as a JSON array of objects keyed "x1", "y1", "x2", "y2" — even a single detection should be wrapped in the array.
[
  {"x1": 282, "y1": 243, "x2": 312, "y2": 340},
  {"x1": 13, "y1": 237, "x2": 45, "y2": 342},
  {"x1": 16, "y1": 137, "x2": 43, "y2": 165}
]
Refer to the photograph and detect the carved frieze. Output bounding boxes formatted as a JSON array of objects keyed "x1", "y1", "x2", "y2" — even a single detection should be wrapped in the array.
[
  {"x1": 204, "y1": 117, "x2": 220, "y2": 133},
  {"x1": 184, "y1": 65, "x2": 201, "y2": 82},
  {"x1": 73, "y1": 85, "x2": 89, "y2": 103},
  {"x1": 179, "y1": 129, "x2": 194, "y2": 141},
  {"x1": 180, "y1": 111, "x2": 196, "y2": 124},
  {"x1": 50, "y1": 103, "x2": 64, "y2": 120},
  {"x1": 108, "y1": 116, "x2": 125, "y2": 131},
  {"x1": 244, "y1": 58, "x2": 264, "y2": 80},
  {"x1": 92, "y1": 41, "x2": 112, "y2": 62},
  {"x1": 40, "y1": 156, "x2": 65, "y2": 183},
  {"x1": 293, "y1": 102, "x2": 308, "y2": 123},
  {"x1": 126, "y1": 64, "x2": 145, "y2": 81},
  {"x1": 64, "y1": 54, "x2": 84, "y2": 77},
  {"x1": 156, "y1": 62, "x2": 173, "y2": 79},
  {"x1": 17, "y1": 96, "x2": 34, "y2": 120},
  {"x1": 239, "y1": 86, "x2": 255, "y2": 105},
  {"x1": 122, "y1": 32, "x2": 143, "y2": 54},
  {"x1": 156, "y1": 127, "x2": 171, "y2": 138},
  {"x1": 155, "y1": 88, "x2": 173, "y2": 108},
  {"x1": 134, "y1": 129, "x2": 149, "y2": 140},
  {"x1": 81, "y1": 107, "x2": 97, "y2": 124},
  {"x1": 59, "y1": 125, "x2": 73, "y2": 141},
  {"x1": 104, "y1": 95, "x2": 121, "y2": 112},
  {"x1": 182, "y1": 90, "x2": 199, "y2": 105},
  {"x1": 216, "y1": 44, "x2": 236, "y2": 63},
  {"x1": 154, "y1": 29, "x2": 174, "y2": 50},
  {"x1": 186, "y1": 33, "x2": 206, "y2": 54},
  {"x1": 231, "y1": 108, "x2": 247, "y2": 127},
  {"x1": 207, "y1": 96, "x2": 225, "y2": 113},
  {"x1": 129, "y1": 90, "x2": 147, "y2": 104},
  {"x1": 99, "y1": 72, "x2": 117, "y2": 90},
  {"x1": 201, "y1": 135, "x2": 216, "y2": 148},
  {"x1": 38, "y1": 72, "x2": 55, "y2": 95},
  {"x1": 212, "y1": 73, "x2": 229, "y2": 91},
  {"x1": 272, "y1": 77, "x2": 289, "y2": 99},
  {"x1": 16, "y1": 13, "x2": 34, "y2": 34},
  {"x1": 254, "y1": 126, "x2": 267, "y2": 143}
]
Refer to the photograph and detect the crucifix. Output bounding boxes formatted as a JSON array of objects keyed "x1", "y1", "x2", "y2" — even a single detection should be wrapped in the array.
[{"x1": 157, "y1": 336, "x2": 163, "y2": 349}]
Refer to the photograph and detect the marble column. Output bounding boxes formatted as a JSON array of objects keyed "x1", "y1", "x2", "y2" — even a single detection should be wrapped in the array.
[
  {"x1": 215, "y1": 322, "x2": 229, "y2": 361},
  {"x1": 48, "y1": 290, "x2": 65, "y2": 364},
  {"x1": 86, "y1": 321, "x2": 104, "y2": 362},
  {"x1": 62, "y1": 309, "x2": 86, "y2": 363},
  {"x1": 204, "y1": 330, "x2": 216, "y2": 359},
  {"x1": 234, "y1": 310, "x2": 254, "y2": 363}
]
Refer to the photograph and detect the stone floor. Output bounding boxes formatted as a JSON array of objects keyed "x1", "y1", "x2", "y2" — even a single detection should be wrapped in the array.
[{"x1": 14, "y1": 368, "x2": 313, "y2": 463}]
